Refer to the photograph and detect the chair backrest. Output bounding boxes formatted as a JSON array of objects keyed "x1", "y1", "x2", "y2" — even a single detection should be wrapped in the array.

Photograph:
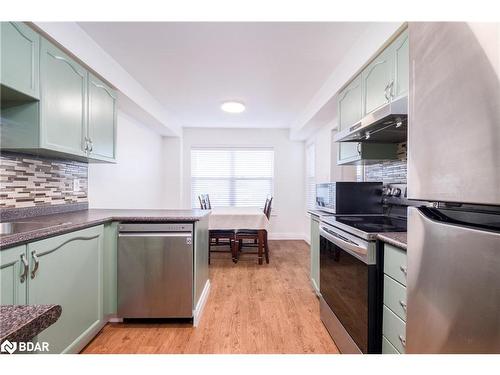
[
  {"x1": 198, "y1": 195, "x2": 206, "y2": 209},
  {"x1": 204, "y1": 194, "x2": 212, "y2": 209},
  {"x1": 264, "y1": 196, "x2": 273, "y2": 219},
  {"x1": 199, "y1": 194, "x2": 212, "y2": 210}
]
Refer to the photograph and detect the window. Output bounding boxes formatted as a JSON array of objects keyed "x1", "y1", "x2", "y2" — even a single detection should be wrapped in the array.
[
  {"x1": 306, "y1": 143, "x2": 316, "y2": 210},
  {"x1": 191, "y1": 147, "x2": 274, "y2": 208}
]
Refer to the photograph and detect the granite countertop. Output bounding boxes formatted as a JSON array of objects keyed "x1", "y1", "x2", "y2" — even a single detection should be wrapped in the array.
[
  {"x1": 0, "y1": 305, "x2": 62, "y2": 346},
  {"x1": 377, "y1": 232, "x2": 407, "y2": 249},
  {"x1": 0, "y1": 209, "x2": 210, "y2": 250}
]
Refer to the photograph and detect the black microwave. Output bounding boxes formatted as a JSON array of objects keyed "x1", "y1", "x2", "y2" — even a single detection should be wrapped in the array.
[{"x1": 315, "y1": 182, "x2": 382, "y2": 214}]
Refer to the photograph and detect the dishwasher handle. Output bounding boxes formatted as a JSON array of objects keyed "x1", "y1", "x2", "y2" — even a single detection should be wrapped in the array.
[{"x1": 118, "y1": 232, "x2": 192, "y2": 238}]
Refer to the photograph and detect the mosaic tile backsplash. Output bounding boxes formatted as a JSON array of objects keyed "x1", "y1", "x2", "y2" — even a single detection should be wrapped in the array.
[
  {"x1": 359, "y1": 142, "x2": 408, "y2": 184},
  {"x1": 0, "y1": 152, "x2": 88, "y2": 208}
]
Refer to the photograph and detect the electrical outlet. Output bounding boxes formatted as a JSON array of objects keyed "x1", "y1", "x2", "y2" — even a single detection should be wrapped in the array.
[{"x1": 73, "y1": 179, "x2": 80, "y2": 192}]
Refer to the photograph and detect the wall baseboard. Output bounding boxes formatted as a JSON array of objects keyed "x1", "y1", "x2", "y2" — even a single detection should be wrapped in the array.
[
  {"x1": 268, "y1": 233, "x2": 308, "y2": 241},
  {"x1": 193, "y1": 279, "x2": 211, "y2": 327}
]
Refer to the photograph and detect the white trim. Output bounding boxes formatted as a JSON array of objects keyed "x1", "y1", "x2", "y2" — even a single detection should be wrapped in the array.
[
  {"x1": 108, "y1": 317, "x2": 123, "y2": 323},
  {"x1": 193, "y1": 279, "x2": 211, "y2": 327},
  {"x1": 268, "y1": 232, "x2": 308, "y2": 241}
]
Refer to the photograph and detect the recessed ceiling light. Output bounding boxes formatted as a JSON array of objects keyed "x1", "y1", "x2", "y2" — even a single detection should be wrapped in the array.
[{"x1": 221, "y1": 101, "x2": 245, "y2": 113}]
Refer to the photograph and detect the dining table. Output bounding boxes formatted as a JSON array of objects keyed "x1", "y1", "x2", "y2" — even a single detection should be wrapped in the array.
[{"x1": 208, "y1": 206, "x2": 270, "y2": 264}]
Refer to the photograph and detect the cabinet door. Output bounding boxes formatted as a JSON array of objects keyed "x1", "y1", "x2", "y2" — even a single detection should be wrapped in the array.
[
  {"x1": 103, "y1": 222, "x2": 118, "y2": 317},
  {"x1": 0, "y1": 22, "x2": 40, "y2": 99},
  {"x1": 362, "y1": 46, "x2": 393, "y2": 115},
  {"x1": 0, "y1": 245, "x2": 28, "y2": 305},
  {"x1": 28, "y1": 226, "x2": 103, "y2": 354},
  {"x1": 338, "y1": 75, "x2": 363, "y2": 131},
  {"x1": 40, "y1": 38, "x2": 87, "y2": 157},
  {"x1": 391, "y1": 29, "x2": 409, "y2": 99},
  {"x1": 88, "y1": 74, "x2": 117, "y2": 162},
  {"x1": 337, "y1": 142, "x2": 360, "y2": 165},
  {"x1": 310, "y1": 216, "x2": 320, "y2": 294}
]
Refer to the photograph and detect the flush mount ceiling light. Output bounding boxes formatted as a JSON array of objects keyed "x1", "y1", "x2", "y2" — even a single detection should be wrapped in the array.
[{"x1": 221, "y1": 101, "x2": 246, "y2": 113}]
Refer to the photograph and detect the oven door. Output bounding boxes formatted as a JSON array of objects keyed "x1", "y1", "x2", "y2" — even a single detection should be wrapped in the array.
[{"x1": 319, "y1": 224, "x2": 378, "y2": 353}]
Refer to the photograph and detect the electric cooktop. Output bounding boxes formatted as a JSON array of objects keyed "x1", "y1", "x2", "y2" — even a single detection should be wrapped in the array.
[{"x1": 334, "y1": 215, "x2": 407, "y2": 233}]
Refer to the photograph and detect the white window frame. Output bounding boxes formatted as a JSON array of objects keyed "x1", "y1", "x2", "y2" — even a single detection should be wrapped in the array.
[{"x1": 190, "y1": 146, "x2": 275, "y2": 208}]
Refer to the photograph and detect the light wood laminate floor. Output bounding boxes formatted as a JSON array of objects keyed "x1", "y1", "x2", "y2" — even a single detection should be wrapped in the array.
[{"x1": 82, "y1": 240, "x2": 339, "y2": 354}]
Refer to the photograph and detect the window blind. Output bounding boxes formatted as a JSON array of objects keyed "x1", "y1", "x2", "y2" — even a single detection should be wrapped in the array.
[
  {"x1": 306, "y1": 143, "x2": 316, "y2": 210},
  {"x1": 191, "y1": 148, "x2": 274, "y2": 208}
]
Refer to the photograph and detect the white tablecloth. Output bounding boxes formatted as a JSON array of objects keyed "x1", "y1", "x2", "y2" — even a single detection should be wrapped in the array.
[{"x1": 208, "y1": 207, "x2": 270, "y2": 231}]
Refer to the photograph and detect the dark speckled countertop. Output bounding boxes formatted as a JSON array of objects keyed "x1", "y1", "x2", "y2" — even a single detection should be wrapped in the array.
[
  {"x1": 0, "y1": 305, "x2": 62, "y2": 346},
  {"x1": 0, "y1": 209, "x2": 210, "y2": 250},
  {"x1": 377, "y1": 232, "x2": 407, "y2": 250}
]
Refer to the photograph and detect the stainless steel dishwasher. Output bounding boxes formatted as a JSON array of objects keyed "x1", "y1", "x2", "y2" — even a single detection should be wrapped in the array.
[{"x1": 118, "y1": 223, "x2": 193, "y2": 319}]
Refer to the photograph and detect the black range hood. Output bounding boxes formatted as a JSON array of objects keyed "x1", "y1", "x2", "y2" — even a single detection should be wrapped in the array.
[{"x1": 334, "y1": 96, "x2": 408, "y2": 143}]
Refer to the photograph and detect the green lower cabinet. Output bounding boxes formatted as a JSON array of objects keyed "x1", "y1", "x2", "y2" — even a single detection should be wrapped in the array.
[
  {"x1": 310, "y1": 215, "x2": 320, "y2": 295},
  {"x1": 27, "y1": 225, "x2": 104, "y2": 354},
  {"x1": 0, "y1": 245, "x2": 28, "y2": 305},
  {"x1": 103, "y1": 222, "x2": 118, "y2": 317}
]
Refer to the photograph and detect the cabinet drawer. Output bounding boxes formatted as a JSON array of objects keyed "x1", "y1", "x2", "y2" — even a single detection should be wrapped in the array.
[
  {"x1": 384, "y1": 243, "x2": 407, "y2": 286},
  {"x1": 383, "y1": 305, "x2": 406, "y2": 353},
  {"x1": 383, "y1": 274, "x2": 407, "y2": 321},
  {"x1": 382, "y1": 335, "x2": 400, "y2": 354}
]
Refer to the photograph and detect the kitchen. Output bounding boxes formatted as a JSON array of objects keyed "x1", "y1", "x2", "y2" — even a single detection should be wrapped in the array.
[{"x1": 0, "y1": 1, "x2": 499, "y2": 372}]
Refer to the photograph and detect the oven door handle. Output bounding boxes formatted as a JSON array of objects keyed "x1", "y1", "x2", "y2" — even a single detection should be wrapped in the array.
[{"x1": 319, "y1": 226, "x2": 369, "y2": 264}]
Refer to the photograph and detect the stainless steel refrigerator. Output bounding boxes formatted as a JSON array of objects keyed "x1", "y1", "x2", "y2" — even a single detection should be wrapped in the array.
[{"x1": 407, "y1": 22, "x2": 500, "y2": 353}]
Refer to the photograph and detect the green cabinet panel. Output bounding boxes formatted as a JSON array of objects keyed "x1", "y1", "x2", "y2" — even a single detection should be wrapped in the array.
[
  {"x1": 382, "y1": 335, "x2": 400, "y2": 354},
  {"x1": 0, "y1": 22, "x2": 40, "y2": 100},
  {"x1": 0, "y1": 245, "x2": 28, "y2": 305},
  {"x1": 338, "y1": 75, "x2": 363, "y2": 131},
  {"x1": 103, "y1": 222, "x2": 118, "y2": 316},
  {"x1": 384, "y1": 243, "x2": 407, "y2": 286},
  {"x1": 382, "y1": 306, "x2": 406, "y2": 353},
  {"x1": 27, "y1": 225, "x2": 104, "y2": 354},
  {"x1": 310, "y1": 215, "x2": 320, "y2": 295},
  {"x1": 337, "y1": 142, "x2": 398, "y2": 165},
  {"x1": 383, "y1": 274, "x2": 407, "y2": 322},
  {"x1": 88, "y1": 74, "x2": 117, "y2": 162},
  {"x1": 391, "y1": 29, "x2": 409, "y2": 99},
  {"x1": 194, "y1": 216, "x2": 209, "y2": 309},
  {"x1": 362, "y1": 46, "x2": 393, "y2": 115},
  {"x1": 40, "y1": 38, "x2": 87, "y2": 157}
]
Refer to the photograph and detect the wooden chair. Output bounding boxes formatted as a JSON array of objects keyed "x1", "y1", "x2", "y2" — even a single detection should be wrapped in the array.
[
  {"x1": 233, "y1": 197, "x2": 272, "y2": 264},
  {"x1": 199, "y1": 194, "x2": 236, "y2": 263}
]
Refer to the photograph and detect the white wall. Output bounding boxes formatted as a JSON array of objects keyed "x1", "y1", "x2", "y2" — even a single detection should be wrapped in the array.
[
  {"x1": 88, "y1": 112, "x2": 167, "y2": 209},
  {"x1": 181, "y1": 128, "x2": 306, "y2": 240}
]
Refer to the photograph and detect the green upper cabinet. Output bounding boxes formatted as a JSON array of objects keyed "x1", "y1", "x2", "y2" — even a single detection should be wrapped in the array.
[
  {"x1": 40, "y1": 38, "x2": 87, "y2": 157},
  {"x1": 1, "y1": 25, "x2": 117, "y2": 163},
  {"x1": 0, "y1": 22, "x2": 40, "y2": 101},
  {"x1": 362, "y1": 45, "x2": 393, "y2": 115},
  {"x1": 391, "y1": 29, "x2": 409, "y2": 100},
  {"x1": 338, "y1": 74, "x2": 363, "y2": 131},
  {"x1": 0, "y1": 245, "x2": 28, "y2": 305},
  {"x1": 27, "y1": 225, "x2": 104, "y2": 354},
  {"x1": 88, "y1": 74, "x2": 117, "y2": 162}
]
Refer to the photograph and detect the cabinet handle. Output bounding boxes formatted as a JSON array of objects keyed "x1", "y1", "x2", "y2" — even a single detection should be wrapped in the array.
[
  {"x1": 400, "y1": 265, "x2": 407, "y2": 276},
  {"x1": 20, "y1": 254, "x2": 29, "y2": 283},
  {"x1": 388, "y1": 80, "x2": 394, "y2": 98},
  {"x1": 357, "y1": 143, "x2": 361, "y2": 155},
  {"x1": 88, "y1": 138, "x2": 93, "y2": 152},
  {"x1": 399, "y1": 300, "x2": 407, "y2": 312},
  {"x1": 31, "y1": 251, "x2": 40, "y2": 279},
  {"x1": 399, "y1": 335, "x2": 406, "y2": 348},
  {"x1": 384, "y1": 83, "x2": 390, "y2": 101}
]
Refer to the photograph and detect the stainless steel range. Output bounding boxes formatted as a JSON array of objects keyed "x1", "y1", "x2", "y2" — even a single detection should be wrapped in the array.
[{"x1": 319, "y1": 183, "x2": 410, "y2": 354}]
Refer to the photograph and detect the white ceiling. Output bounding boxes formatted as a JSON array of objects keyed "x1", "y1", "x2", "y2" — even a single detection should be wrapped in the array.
[{"x1": 78, "y1": 22, "x2": 372, "y2": 129}]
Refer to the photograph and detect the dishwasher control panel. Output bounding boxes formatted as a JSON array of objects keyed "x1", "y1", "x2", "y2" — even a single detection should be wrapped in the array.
[{"x1": 118, "y1": 222, "x2": 194, "y2": 232}]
